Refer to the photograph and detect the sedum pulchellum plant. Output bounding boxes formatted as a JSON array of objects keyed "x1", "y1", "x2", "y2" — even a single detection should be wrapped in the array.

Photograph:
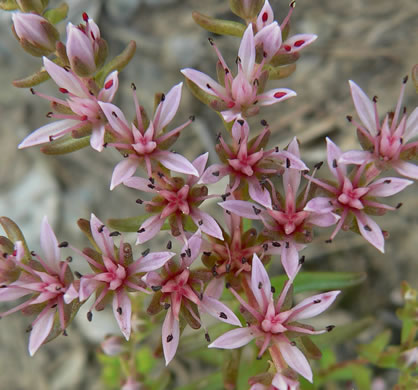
[{"x1": 0, "y1": 0, "x2": 416, "y2": 389}]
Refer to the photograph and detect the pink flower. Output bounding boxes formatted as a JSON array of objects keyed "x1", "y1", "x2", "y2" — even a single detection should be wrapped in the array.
[
  {"x1": 200, "y1": 119, "x2": 307, "y2": 208},
  {"x1": 254, "y1": 0, "x2": 317, "y2": 61},
  {"x1": 307, "y1": 138, "x2": 413, "y2": 252},
  {"x1": 340, "y1": 79, "x2": 418, "y2": 179},
  {"x1": 70, "y1": 214, "x2": 175, "y2": 340},
  {"x1": 144, "y1": 231, "x2": 241, "y2": 365},
  {"x1": 18, "y1": 57, "x2": 119, "y2": 152},
  {"x1": 250, "y1": 373, "x2": 300, "y2": 390},
  {"x1": 0, "y1": 217, "x2": 74, "y2": 355},
  {"x1": 220, "y1": 138, "x2": 339, "y2": 279},
  {"x1": 124, "y1": 153, "x2": 224, "y2": 243},
  {"x1": 99, "y1": 82, "x2": 198, "y2": 188},
  {"x1": 66, "y1": 14, "x2": 102, "y2": 76},
  {"x1": 12, "y1": 13, "x2": 58, "y2": 54},
  {"x1": 181, "y1": 24, "x2": 296, "y2": 122},
  {"x1": 209, "y1": 254, "x2": 340, "y2": 383}
]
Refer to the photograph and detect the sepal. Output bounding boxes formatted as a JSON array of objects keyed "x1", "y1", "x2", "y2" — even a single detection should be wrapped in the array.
[
  {"x1": 43, "y1": 2, "x2": 68, "y2": 24},
  {"x1": 229, "y1": 0, "x2": 264, "y2": 20},
  {"x1": 40, "y1": 133, "x2": 90, "y2": 154},
  {"x1": 265, "y1": 63, "x2": 296, "y2": 80},
  {"x1": 0, "y1": 217, "x2": 32, "y2": 263},
  {"x1": 192, "y1": 11, "x2": 245, "y2": 37}
]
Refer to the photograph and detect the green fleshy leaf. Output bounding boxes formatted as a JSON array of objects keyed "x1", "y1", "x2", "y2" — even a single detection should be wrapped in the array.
[
  {"x1": 357, "y1": 330, "x2": 391, "y2": 363},
  {"x1": 0, "y1": 217, "x2": 31, "y2": 263},
  {"x1": 0, "y1": 0, "x2": 18, "y2": 10},
  {"x1": 314, "y1": 317, "x2": 374, "y2": 348},
  {"x1": 95, "y1": 40, "x2": 136, "y2": 87},
  {"x1": 271, "y1": 271, "x2": 367, "y2": 294},
  {"x1": 269, "y1": 52, "x2": 300, "y2": 67},
  {"x1": 44, "y1": 3, "x2": 69, "y2": 24},
  {"x1": 265, "y1": 63, "x2": 297, "y2": 80},
  {"x1": 40, "y1": 133, "x2": 90, "y2": 154},
  {"x1": 192, "y1": 11, "x2": 245, "y2": 37},
  {"x1": 184, "y1": 77, "x2": 224, "y2": 109},
  {"x1": 107, "y1": 215, "x2": 150, "y2": 232}
]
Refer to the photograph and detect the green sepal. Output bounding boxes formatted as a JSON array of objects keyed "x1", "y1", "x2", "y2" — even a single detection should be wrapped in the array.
[
  {"x1": 107, "y1": 215, "x2": 150, "y2": 232},
  {"x1": 0, "y1": 216, "x2": 32, "y2": 263},
  {"x1": 271, "y1": 271, "x2": 367, "y2": 294},
  {"x1": 40, "y1": 133, "x2": 90, "y2": 154},
  {"x1": 43, "y1": 2, "x2": 69, "y2": 25},
  {"x1": 184, "y1": 77, "x2": 224, "y2": 110},
  {"x1": 229, "y1": 0, "x2": 264, "y2": 20},
  {"x1": 94, "y1": 38, "x2": 108, "y2": 70},
  {"x1": 356, "y1": 128, "x2": 374, "y2": 151},
  {"x1": 265, "y1": 63, "x2": 296, "y2": 80},
  {"x1": 55, "y1": 41, "x2": 69, "y2": 65},
  {"x1": 298, "y1": 336, "x2": 322, "y2": 360},
  {"x1": 17, "y1": 0, "x2": 45, "y2": 12},
  {"x1": 192, "y1": 11, "x2": 245, "y2": 37},
  {"x1": 269, "y1": 52, "x2": 300, "y2": 67},
  {"x1": 0, "y1": 0, "x2": 18, "y2": 10},
  {"x1": 17, "y1": 36, "x2": 53, "y2": 57},
  {"x1": 12, "y1": 68, "x2": 50, "y2": 88},
  {"x1": 95, "y1": 40, "x2": 136, "y2": 87}
]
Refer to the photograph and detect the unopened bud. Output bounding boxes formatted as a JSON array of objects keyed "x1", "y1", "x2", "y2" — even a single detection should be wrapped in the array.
[
  {"x1": 12, "y1": 13, "x2": 58, "y2": 56},
  {"x1": 101, "y1": 335, "x2": 124, "y2": 356}
]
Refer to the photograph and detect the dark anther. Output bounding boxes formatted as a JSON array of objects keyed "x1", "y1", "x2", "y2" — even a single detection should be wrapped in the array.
[
  {"x1": 103, "y1": 143, "x2": 108, "y2": 148},
  {"x1": 166, "y1": 241, "x2": 172, "y2": 249},
  {"x1": 198, "y1": 219, "x2": 203, "y2": 226},
  {"x1": 58, "y1": 241, "x2": 68, "y2": 248},
  {"x1": 208, "y1": 37, "x2": 214, "y2": 45},
  {"x1": 30, "y1": 88, "x2": 35, "y2": 95},
  {"x1": 241, "y1": 257, "x2": 247, "y2": 264},
  {"x1": 212, "y1": 171, "x2": 220, "y2": 176},
  {"x1": 142, "y1": 248, "x2": 150, "y2": 257},
  {"x1": 275, "y1": 146, "x2": 279, "y2": 152},
  {"x1": 136, "y1": 198, "x2": 143, "y2": 204},
  {"x1": 364, "y1": 225, "x2": 372, "y2": 231},
  {"x1": 219, "y1": 312, "x2": 227, "y2": 319},
  {"x1": 299, "y1": 256, "x2": 305, "y2": 265},
  {"x1": 286, "y1": 158, "x2": 291, "y2": 168},
  {"x1": 109, "y1": 231, "x2": 121, "y2": 237},
  {"x1": 396, "y1": 203, "x2": 403, "y2": 209},
  {"x1": 87, "y1": 311, "x2": 93, "y2": 322},
  {"x1": 131, "y1": 82, "x2": 136, "y2": 90},
  {"x1": 326, "y1": 325, "x2": 335, "y2": 332},
  {"x1": 203, "y1": 251, "x2": 212, "y2": 256},
  {"x1": 221, "y1": 192, "x2": 231, "y2": 201},
  {"x1": 205, "y1": 333, "x2": 211, "y2": 342},
  {"x1": 290, "y1": 341, "x2": 297, "y2": 346},
  {"x1": 225, "y1": 263, "x2": 231, "y2": 273},
  {"x1": 271, "y1": 286, "x2": 276, "y2": 293},
  {"x1": 206, "y1": 83, "x2": 211, "y2": 89},
  {"x1": 111, "y1": 111, "x2": 118, "y2": 117},
  {"x1": 31, "y1": 251, "x2": 36, "y2": 256},
  {"x1": 314, "y1": 161, "x2": 324, "y2": 170},
  {"x1": 373, "y1": 96, "x2": 378, "y2": 103},
  {"x1": 147, "y1": 184, "x2": 155, "y2": 189},
  {"x1": 263, "y1": 243, "x2": 269, "y2": 251},
  {"x1": 63, "y1": 330, "x2": 68, "y2": 336},
  {"x1": 313, "y1": 299, "x2": 321, "y2": 304},
  {"x1": 189, "y1": 115, "x2": 195, "y2": 121},
  {"x1": 258, "y1": 282, "x2": 262, "y2": 289},
  {"x1": 46, "y1": 112, "x2": 53, "y2": 118},
  {"x1": 216, "y1": 132, "x2": 222, "y2": 142},
  {"x1": 137, "y1": 228, "x2": 145, "y2": 233},
  {"x1": 164, "y1": 303, "x2": 171, "y2": 310},
  {"x1": 75, "y1": 271, "x2": 83, "y2": 279},
  {"x1": 161, "y1": 93, "x2": 165, "y2": 102},
  {"x1": 272, "y1": 242, "x2": 281, "y2": 247},
  {"x1": 117, "y1": 307, "x2": 122, "y2": 315},
  {"x1": 225, "y1": 210, "x2": 231, "y2": 215},
  {"x1": 332, "y1": 159, "x2": 338, "y2": 168},
  {"x1": 403, "y1": 75, "x2": 408, "y2": 84},
  {"x1": 384, "y1": 179, "x2": 391, "y2": 184},
  {"x1": 346, "y1": 115, "x2": 353, "y2": 122},
  {"x1": 167, "y1": 334, "x2": 173, "y2": 342},
  {"x1": 225, "y1": 282, "x2": 231, "y2": 289},
  {"x1": 253, "y1": 206, "x2": 261, "y2": 215},
  {"x1": 186, "y1": 248, "x2": 192, "y2": 257},
  {"x1": 26, "y1": 325, "x2": 33, "y2": 333},
  {"x1": 66, "y1": 256, "x2": 73, "y2": 262},
  {"x1": 180, "y1": 252, "x2": 186, "y2": 258},
  {"x1": 285, "y1": 242, "x2": 290, "y2": 249},
  {"x1": 237, "y1": 119, "x2": 245, "y2": 126},
  {"x1": 256, "y1": 355, "x2": 262, "y2": 360},
  {"x1": 211, "y1": 266, "x2": 218, "y2": 277},
  {"x1": 260, "y1": 119, "x2": 268, "y2": 126},
  {"x1": 98, "y1": 224, "x2": 105, "y2": 233}
]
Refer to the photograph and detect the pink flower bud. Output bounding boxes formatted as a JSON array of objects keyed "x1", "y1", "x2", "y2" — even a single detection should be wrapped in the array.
[
  {"x1": 101, "y1": 335, "x2": 124, "y2": 356},
  {"x1": 66, "y1": 22, "x2": 97, "y2": 76},
  {"x1": 121, "y1": 378, "x2": 142, "y2": 390},
  {"x1": 12, "y1": 13, "x2": 58, "y2": 53}
]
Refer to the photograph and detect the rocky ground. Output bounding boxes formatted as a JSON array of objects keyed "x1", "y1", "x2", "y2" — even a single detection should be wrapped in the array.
[{"x1": 0, "y1": 0, "x2": 417, "y2": 389}]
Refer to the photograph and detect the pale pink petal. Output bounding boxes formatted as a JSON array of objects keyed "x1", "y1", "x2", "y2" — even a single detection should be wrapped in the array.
[
  {"x1": 79, "y1": 278, "x2": 101, "y2": 301},
  {"x1": 43, "y1": 57, "x2": 88, "y2": 98},
  {"x1": 218, "y1": 200, "x2": 264, "y2": 220},
  {"x1": 90, "y1": 123, "x2": 106, "y2": 152},
  {"x1": 12, "y1": 14, "x2": 53, "y2": 49},
  {"x1": 280, "y1": 242, "x2": 300, "y2": 280},
  {"x1": 191, "y1": 210, "x2": 223, "y2": 241},
  {"x1": 200, "y1": 295, "x2": 241, "y2": 326},
  {"x1": 349, "y1": 80, "x2": 377, "y2": 135},
  {"x1": 110, "y1": 158, "x2": 138, "y2": 190},
  {"x1": 368, "y1": 177, "x2": 413, "y2": 197},
  {"x1": 98, "y1": 71, "x2": 119, "y2": 102},
  {"x1": 90, "y1": 213, "x2": 114, "y2": 257},
  {"x1": 66, "y1": 23, "x2": 96, "y2": 73},
  {"x1": 274, "y1": 149, "x2": 308, "y2": 172},
  {"x1": 199, "y1": 163, "x2": 228, "y2": 184},
  {"x1": 238, "y1": 24, "x2": 256, "y2": 80},
  {"x1": 180, "y1": 230, "x2": 203, "y2": 267},
  {"x1": 18, "y1": 119, "x2": 80, "y2": 149},
  {"x1": 123, "y1": 176, "x2": 156, "y2": 192},
  {"x1": 0, "y1": 285, "x2": 31, "y2": 302},
  {"x1": 254, "y1": 22, "x2": 282, "y2": 61},
  {"x1": 154, "y1": 151, "x2": 199, "y2": 176},
  {"x1": 251, "y1": 254, "x2": 272, "y2": 312},
  {"x1": 136, "y1": 215, "x2": 165, "y2": 244},
  {"x1": 404, "y1": 107, "x2": 418, "y2": 142},
  {"x1": 282, "y1": 34, "x2": 318, "y2": 53},
  {"x1": 154, "y1": 82, "x2": 183, "y2": 132},
  {"x1": 393, "y1": 161, "x2": 418, "y2": 180},
  {"x1": 326, "y1": 137, "x2": 346, "y2": 178},
  {"x1": 257, "y1": 88, "x2": 297, "y2": 106},
  {"x1": 113, "y1": 290, "x2": 131, "y2": 340},
  {"x1": 304, "y1": 197, "x2": 334, "y2": 214},
  {"x1": 220, "y1": 109, "x2": 241, "y2": 123},
  {"x1": 355, "y1": 212, "x2": 385, "y2": 253},
  {"x1": 162, "y1": 307, "x2": 180, "y2": 365},
  {"x1": 40, "y1": 216, "x2": 61, "y2": 274},
  {"x1": 181, "y1": 68, "x2": 226, "y2": 97},
  {"x1": 191, "y1": 152, "x2": 209, "y2": 180},
  {"x1": 98, "y1": 102, "x2": 131, "y2": 139},
  {"x1": 205, "y1": 277, "x2": 224, "y2": 300},
  {"x1": 231, "y1": 119, "x2": 249, "y2": 143},
  {"x1": 248, "y1": 179, "x2": 272, "y2": 209},
  {"x1": 287, "y1": 291, "x2": 340, "y2": 321},
  {"x1": 339, "y1": 150, "x2": 372, "y2": 165},
  {"x1": 208, "y1": 327, "x2": 255, "y2": 349},
  {"x1": 307, "y1": 212, "x2": 340, "y2": 227},
  {"x1": 63, "y1": 283, "x2": 79, "y2": 304},
  {"x1": 129, "y1": 251, "x2": 175, "y2": 274},
  {"x1": 256, "y1": 0, "x2": 274, "y2": 30},
  {"x1": 276, "y1": 335, "x2": 313, "y2": 382},
  {"x1": 28, "y1": 307, "x2": 55, "y2": 356}
]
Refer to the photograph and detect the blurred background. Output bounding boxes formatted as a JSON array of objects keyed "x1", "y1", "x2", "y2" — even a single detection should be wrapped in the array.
[{"x1": 0, "y1": 0, "x2": 417, "y2": 388}]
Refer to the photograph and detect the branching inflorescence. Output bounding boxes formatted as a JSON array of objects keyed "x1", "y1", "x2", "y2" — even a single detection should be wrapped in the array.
[{"x1": 0, "y1": 0, "x2": 416, "y2": 389}]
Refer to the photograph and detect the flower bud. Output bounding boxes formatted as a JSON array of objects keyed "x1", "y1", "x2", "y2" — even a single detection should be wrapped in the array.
[
  {"x1": 17, "y1": 0, "x2": 48, "y2": 14},
  {"x1": 100, "y1": 335, "x2": 124, "y2": 356},
  {"x1": 12, "y1": 13, "x2": 58, "y2": 56}
]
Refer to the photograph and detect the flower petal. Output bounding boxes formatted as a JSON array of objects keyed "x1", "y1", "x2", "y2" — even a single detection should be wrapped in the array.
[
  {"x1": 181, "y1": 68, "x2": 225, "y2": 97},
  {"x1": 113, "y1": 290, "x2": 131, "y2": 340},
  {"x1": 280, "y1": 241, "x2": 301, "y2": 281},
  {"x1": 29, "y1": 307, "x2": 55, "y2": 356},
  {"x1": 367, "y1": 177, "x2": 413, "y2": 197},
  {"x1": 349, "y1": 80, "x2": 377, "y2": 135},
  {"x1": 200, "y1": 163, "x2": 228, "y2": 184},
  {"x1": 282, "y1": 34, "x2": 317, "y2": 53},
  {"x1": 98, "y1": 101, "x2": 131, "y2": 139},
  {"x1": 98, "y1": 71, "x2": 119, "y2": 102},
  {"x1": 136, "y1": 215, "x2": 165, "y2": 244},
  {"x1": 208, "y1": 327, "x2": 255, "y2": 349},
  {"x1": 191, "y1": 210, "x2": 224, "y2": 241},
  {"x1": 90, "y1": 123, "x2": 106, "y2": 152},
  {"x1": 238, "y1": 24, "x2": 256, "y2": 80},
  {"x1": 153, "y1": 82, "x2": 182, "y2": 132},
  {"x1": 129, "y1": 251, "x2": 175, "y2": 274},
  {"x1": 393, "y1": 161, "x2": 418, "y2": 180},
  {"x1": 257, "y1": 88, "x2": 296, "y2": 106},
  {"x1": 355, "y1": 212, "x2": 385, "y2": 253},
  {"x1": 248, "y1": 179, "x2": 272, "y2": 209},
  {"x1": 404, "y1": 107, "x2": 418, "y2": 142},
  {"x1": 110, "y1": 158, "x2": 138, "y2": 190},
  {"x1": 154, "y1": 151, "x2": 199, "y2": 176},
  {"x1": 251, "y1": 254, "x2": 272, "y2": 313},
  {"x1": 219, "y1": 200, "x2": 264, "y2": 220},
  {"x1": 339, "y1": 150, "x2": 372, "y2": 165},
  {"x1": 326, "y1": 137, "x2": 346, "y2": 178},
  {"x1": 40, "y1": 216, "x2": 61, "y2": 274},
  {"x1": 90, "y1": 213, "x2": 114, "y2": 258},
  {"x1": 162, "y1": 307, "x2": 180, "y2": 365},
  {"x1": 200, "y1": 295, "x2": 241, "y2": 326},
  {"x1": 205, "y1": 277, "x2": 224, "y2": 300},
  {"x1": 123, "y1": 176, "x2": 156, "y2": 192},
  {"x1": 254, "y1": 22, "x2": 282, "y2": 61}
]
